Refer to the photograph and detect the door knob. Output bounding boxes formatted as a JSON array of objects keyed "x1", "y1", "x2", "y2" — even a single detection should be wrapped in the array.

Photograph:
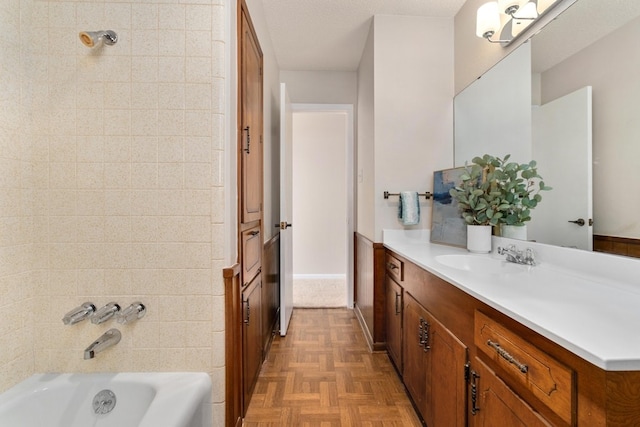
[
  {"x1": 568, "y1": 218, "x2": 585, "y2": 226},
  {"x1": 275, "y1": 222, "x2": 292, "y2": 230}
]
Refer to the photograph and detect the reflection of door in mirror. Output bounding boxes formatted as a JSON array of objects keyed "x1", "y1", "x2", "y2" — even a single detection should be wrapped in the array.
[
  {"x1": 530, "y1": 87, "x2": 592, "y2": 250},
  {"x1": 535, "y1": 8, "x2": 640, "y2": 257}
]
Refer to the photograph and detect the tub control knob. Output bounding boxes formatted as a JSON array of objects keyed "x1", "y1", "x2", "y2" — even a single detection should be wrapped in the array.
[
  {"x1": 117, "y1": 302, "x2": 146, "y2": 324},
  {"x1": 91, "y1": 302, "x2": 121, "y2": 324}
]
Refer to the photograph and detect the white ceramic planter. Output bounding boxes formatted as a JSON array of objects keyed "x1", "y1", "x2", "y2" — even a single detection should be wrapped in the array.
[
  {"x1": 467, "y1": 225, "x2": 492, "y2": 253},
  {"x1": 501, "y1": 224, "x2": 527, "y2": 241}
]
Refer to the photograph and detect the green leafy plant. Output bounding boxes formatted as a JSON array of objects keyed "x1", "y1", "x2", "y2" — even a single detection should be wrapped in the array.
[
  {"x1": 450, "y1": 154, "x2": 552, "y2": 228},
  {"x1": 448, "y1": 156, "x2": 503, "y2": 226}
]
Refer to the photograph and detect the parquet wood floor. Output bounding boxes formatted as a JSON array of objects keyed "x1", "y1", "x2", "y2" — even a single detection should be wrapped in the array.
[{"x1": 243, "y1": 308, "x2": 423, "y2": 426}]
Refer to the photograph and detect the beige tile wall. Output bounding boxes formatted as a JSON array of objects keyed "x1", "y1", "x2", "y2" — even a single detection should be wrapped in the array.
[
  {"x1": 0, "y1": 0, "x2": 227, "y2": 425},
  {"x1": 0, "y1": 0, "x2": 38, "y2": 392}
]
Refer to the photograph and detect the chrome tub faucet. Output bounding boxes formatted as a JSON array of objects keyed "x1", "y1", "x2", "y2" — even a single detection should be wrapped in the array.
[{"x1": 84, "y1": 329, "x2": 121, "y2": 360}]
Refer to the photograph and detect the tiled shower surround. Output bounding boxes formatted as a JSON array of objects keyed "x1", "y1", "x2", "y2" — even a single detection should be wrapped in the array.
[{"x1": 0, "y1": 0, "x2": 227, "y2": 424}]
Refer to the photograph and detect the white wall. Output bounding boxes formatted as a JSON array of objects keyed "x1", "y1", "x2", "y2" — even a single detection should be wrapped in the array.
[
  {"x1": 292, "y1": 112, "x2": 347, "y2": 274},
  {"x1": 370, "y1": 15, "x2": 455, "y2": 242},
  {"x1": 540, "y1": 16, "x2": 640, "y2": 238},
  {"x1": 280, "y1": 71, "x2": 357, "y2": 105},
  {"x1": 356, "y1": 24, "x2": 376, "y2": 241}
]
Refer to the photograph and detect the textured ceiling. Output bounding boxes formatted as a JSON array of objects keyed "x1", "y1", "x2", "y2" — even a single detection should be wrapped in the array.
[
  {"x1": 259, "y1": 0, "x2": 640, "y2": 73},
  {"x1": 260, "y1": 0, "x2": 467, "y2": 71}
]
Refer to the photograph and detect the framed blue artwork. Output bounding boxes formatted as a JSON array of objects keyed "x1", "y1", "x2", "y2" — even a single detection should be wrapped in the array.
[{"x1": 430, "y1": 167, "x2": 467, "y2": 248}]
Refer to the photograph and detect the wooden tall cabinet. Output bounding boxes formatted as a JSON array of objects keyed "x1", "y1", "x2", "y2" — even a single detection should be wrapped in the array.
[
  {"x1": 239, "y1": 5, "x2": 263, "y2": 225},
  {"x1": 238, "y1": 0, "x2": 264, "y2": 417}
]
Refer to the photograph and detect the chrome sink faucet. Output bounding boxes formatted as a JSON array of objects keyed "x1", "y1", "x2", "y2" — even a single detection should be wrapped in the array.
[
  {"x1": 84, "y1": 329, "x2": 121, "y2": 360},
  {"x1": 497, "y1": 244, "x2": 536, "y2": 266}
]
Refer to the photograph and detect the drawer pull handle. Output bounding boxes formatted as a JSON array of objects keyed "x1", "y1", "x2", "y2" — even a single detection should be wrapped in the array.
[
  {"x1": 487, "y1": 340, "x2": 528, "y2": 373},
  {"x1": 387, "y1": 262, "x2": 398, "y2": 271}
]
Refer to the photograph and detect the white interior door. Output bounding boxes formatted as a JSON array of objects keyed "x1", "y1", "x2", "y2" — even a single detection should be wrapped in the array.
[
  {"x1": 530, "y1": 86, "x2": 593, "y2": 250},
  {"x1": 279, "y1": 83, "x2": 294, "y2": 335}
]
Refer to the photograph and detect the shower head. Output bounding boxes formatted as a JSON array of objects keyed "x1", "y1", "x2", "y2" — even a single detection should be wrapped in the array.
[{"x1": 79, "y1": 30, "x2": 118, "y2": 48}]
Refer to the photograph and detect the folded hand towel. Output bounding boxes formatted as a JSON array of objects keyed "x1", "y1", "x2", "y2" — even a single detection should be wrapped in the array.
[{"x1": 398, "y1": 191, "x2": 420, "y2": 226}]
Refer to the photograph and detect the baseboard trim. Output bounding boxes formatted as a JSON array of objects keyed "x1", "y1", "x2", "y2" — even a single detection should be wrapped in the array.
[
  {"x1": 354, "y1": 303, "x2": 387, "y2": 353},
  {"x1": 293, "y1": 274, "x2": 347, "y2": 280}
]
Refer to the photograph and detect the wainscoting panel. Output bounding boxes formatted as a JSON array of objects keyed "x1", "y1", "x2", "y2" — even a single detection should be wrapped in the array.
[
  {"x1": 594, "y1": 235, "x2": 640, "y2": 259},
  {"x1": 354, "y1": 233, "x2": 387, "y2": 351}
]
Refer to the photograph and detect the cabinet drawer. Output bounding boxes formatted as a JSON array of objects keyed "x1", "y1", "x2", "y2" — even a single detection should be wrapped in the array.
[
  {"x1": 242, "y1": 225, "x2": 262, "y2": 285},
  {"x1": 474, "y1": 311, "x2": 573, "y2": 425},
  {"x1": 385, "y1": 253, "x2": 404, "y2": 282}
]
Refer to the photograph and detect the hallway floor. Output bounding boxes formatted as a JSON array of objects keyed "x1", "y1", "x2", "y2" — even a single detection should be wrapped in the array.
[{"x1": 243, "y1": 308, "x2": 423, "y2": 426}]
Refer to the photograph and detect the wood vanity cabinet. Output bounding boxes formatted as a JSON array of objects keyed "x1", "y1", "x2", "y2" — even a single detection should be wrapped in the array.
[
  {"x1": 402, "y1": 293, "x2": 429, "y2": 413},
  {"x1": 474, "y1": 310, "x2": 573, "y2": 425},
  {"x1": 385, "y1": 253, "x2": 404, "y2": 370},
  {"x1": 402, "y1": 291, "x2": 467, "y2": 427},
  {"x1": 380, "y1": 247, "x2": 640, "y2": 427},
  {"x1": 469, "y1": 357, "x2": 552, "y2": 427}
]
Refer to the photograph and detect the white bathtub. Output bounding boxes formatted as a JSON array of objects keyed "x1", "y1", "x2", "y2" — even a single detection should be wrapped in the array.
[{"x1": 0, "y1": 372, "x2": 212, "y2": 427}]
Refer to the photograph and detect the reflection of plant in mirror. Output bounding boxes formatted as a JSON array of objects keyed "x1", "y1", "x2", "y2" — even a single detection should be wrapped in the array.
[
  {"x1": 449, "y1": 154, "x2": 552, "y2": 227},
  {"x1": 480, "y1": 154, "x2": 552, "y2": 226}
]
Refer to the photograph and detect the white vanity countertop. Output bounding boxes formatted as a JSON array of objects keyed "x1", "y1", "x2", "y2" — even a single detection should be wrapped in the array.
[{"x1": 382, "y1": 229, "x2": 640, "y2": 371}]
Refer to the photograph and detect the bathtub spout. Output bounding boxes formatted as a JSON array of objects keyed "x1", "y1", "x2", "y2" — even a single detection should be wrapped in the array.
[{"x1": 84, "y1": 329, "x2": 121, "y2": 360}]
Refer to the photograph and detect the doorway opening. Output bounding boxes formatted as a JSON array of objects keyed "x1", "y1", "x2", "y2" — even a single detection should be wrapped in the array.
[{"x1": 290, "y1": 104, "x2": 355, "y2": 309}]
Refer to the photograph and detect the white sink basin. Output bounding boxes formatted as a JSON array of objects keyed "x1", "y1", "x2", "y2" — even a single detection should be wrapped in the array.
[{"x1": 435, "y1": 254, "x2": 528, "y2": 275}]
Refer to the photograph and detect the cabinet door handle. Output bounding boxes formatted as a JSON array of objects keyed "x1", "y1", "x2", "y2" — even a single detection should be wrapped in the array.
[
  {"x1": 243, "y1": 297, "x2": 250, "y2": 325},
  {"x1": 249, "y1": 230, "x2": 259, "y2": 236},
  {"x1": 470, "y1": 370, "x2": 480, "y2": 415},
  {"x1": 243, "y1": 126, "x2": 251, "y2": 154},
  {"x1": 394, "y1": 292, "x2": 401, "y2": 315},
  {"x1": 487, "y1": 340, "x2": 528, "y2": 373},
  {"x1": 422, "y1": 318, "x2": 431, "y2": 352}
]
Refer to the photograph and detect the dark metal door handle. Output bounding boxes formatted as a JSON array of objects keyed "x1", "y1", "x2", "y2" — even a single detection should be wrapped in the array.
[
  {"x1": 243, "y1": 126, "x2": 251, "y2": 154},
  {"x1": 568, "y1": 218, "x2": 585, "y2": 226}
]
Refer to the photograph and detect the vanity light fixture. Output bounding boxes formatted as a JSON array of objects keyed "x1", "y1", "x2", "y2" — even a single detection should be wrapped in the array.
[{"x1": 476, "y1": 0, "x2": 560, "y2": 45}]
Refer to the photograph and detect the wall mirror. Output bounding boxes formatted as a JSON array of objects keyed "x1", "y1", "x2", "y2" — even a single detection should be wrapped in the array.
[{"x1": 454, "y1": 0, "x2": 640, "y2": 257}]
